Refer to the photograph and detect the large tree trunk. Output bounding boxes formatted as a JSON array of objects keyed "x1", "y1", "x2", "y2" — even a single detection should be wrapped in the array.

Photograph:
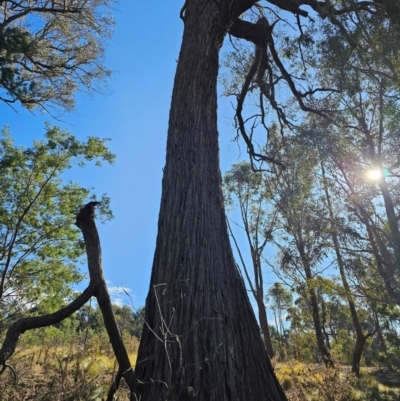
[{"x1": 133, "y1": 2, "x2": 287, "y2": 400}]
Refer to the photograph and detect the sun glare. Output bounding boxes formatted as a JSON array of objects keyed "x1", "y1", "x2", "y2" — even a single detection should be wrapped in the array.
[{"x1": 366, "y1": 169, "x2": 382, "y2": 180}]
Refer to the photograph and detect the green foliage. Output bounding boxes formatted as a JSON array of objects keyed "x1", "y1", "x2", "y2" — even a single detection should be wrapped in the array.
[
  {"x1": 0, "y1": 27, "x2": 37, "y2": 103},
  {"x1": 74, "y1": 303, "x2": 145, "y2": 339},
  {"x1": 115, "y1": 305, "x2": 145, "y2": 339},
  {"x1": 0, "y1": 0, "x2": 115, "y2": 112},
  {"x1": 223, "y1": 161, "x2": 275, "y2": 240},
  {"x1": 267, "y1": 283, "x2": 293, "y2": 354},
  {"x1": 0, "y1": 125, "x2": 115, "y2": 330}
]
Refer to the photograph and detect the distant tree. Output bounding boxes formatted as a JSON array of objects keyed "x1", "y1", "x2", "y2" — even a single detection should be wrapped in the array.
[
  {"x1": 271, "y1": 139, "x2": 334, "y2": 367},
  {"x1": 114, "y1": 305, "x2": 145, "y2": 338},
  {"x1": 0, "y1": 125, "x2": 114, "y2": 330},
  {"x1": 74, "y1": 304, "x2": 145, "y2": 339},
  {"x1": 0, "y1": 0, "x2": 114, "y2": 112},
  {"x1": 75, "y1": 303, "x2": 105, "y2": 334},
  {"x1": 224, "y1": 161, "x2": 277, "y2": 357},
  {"x1": 317, "y1": 157, "x2": 376, "y2": 375},
  {"x1": 266, "y1": 282, "x2": 292, "y2": 356}
]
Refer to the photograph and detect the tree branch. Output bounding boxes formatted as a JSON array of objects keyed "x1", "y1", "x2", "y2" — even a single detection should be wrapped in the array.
[
  {"x1": 0, "y1": 283, "x2": 95, "y2": 368},
  {"x1": 229, "y1": 18, "x2": 273, "y2": 46}
]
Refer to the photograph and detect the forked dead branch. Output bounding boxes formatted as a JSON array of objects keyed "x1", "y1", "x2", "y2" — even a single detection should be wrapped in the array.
[{"x1": 0, "y1": 202, "x2": 134, "y2": 399}]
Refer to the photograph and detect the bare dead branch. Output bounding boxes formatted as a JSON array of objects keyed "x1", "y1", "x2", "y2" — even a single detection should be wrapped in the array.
[{"x1": 0, "y1": 202, "x2": 135, "y2": 395}]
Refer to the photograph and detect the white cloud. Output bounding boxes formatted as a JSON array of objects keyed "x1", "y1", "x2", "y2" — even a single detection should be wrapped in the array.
[
  {"x1": 106, "y1": 282, "x2": 136, "y2": 306},
  {"x1": 112, "y1": 297, "x2": 124, "y2": 307},
  {"x1": 107, "y1": 285, "x2": 131, "y2": 296}
]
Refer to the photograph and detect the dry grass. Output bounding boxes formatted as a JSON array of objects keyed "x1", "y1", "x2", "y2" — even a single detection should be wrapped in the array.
[
  {"x1": 3, "y1": 336, "x2": 400, "y2": 401},
  {"x1": 0, "y1": 333, "x2": 139, "y2": 401},
  {"x1": 275, "y1": 361, "x2": 400, "y2": 401}
]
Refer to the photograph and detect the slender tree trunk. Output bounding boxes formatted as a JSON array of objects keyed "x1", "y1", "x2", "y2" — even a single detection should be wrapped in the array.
[
  {"x1": 273, "y1": 309, "x2": 282, "y2": 356},
  {"x1": 133, "y1": 2, "x2": 287, "y2": 400},
  {"x1": 373, "y1": 311, "x2": 392, "y2": 370},
  {"x1": 379, "y1": 177, "x2": 400, "y2": 274},
  {"x1": 296, "y1": 340, "x2": 301, "y2": 360},
  {"x1": 296, "y1": 240, "x2": 334, "y2": 367},
  {"x1": 256, "y1": 293, "x2": 275, "y2": 357},
  {"x1": 308, "y1": 285, "x2": 334, "y2": 367},
  {"x1": 228, "y1": 222, "x2": 275, "y2": 357},
  {"x1": 321, "y1": 161, "x2": 366, "y2": 375},
  {"x1": 320, "y1": 297, "x2": 331, "y2": 350},
  {"x1": 253, "y1": 248, "x2": 275, "y2": 357},
  {"x1": 374, "y1": 312, "x2": 387, "y2": 355},
  {"x1": 352, "y1": 334, "x2": 367, "y2": 375}
]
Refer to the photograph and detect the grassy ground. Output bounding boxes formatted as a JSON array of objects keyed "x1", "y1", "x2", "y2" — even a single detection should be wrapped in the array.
[
  {"x1": 0, "y1": 334, "x2": 138, "y2": 401},
  {"x1": 1, "y1": 339, "x2": 399, "y2": 400},
  {"x1": 275, "y1": 361, "x2": 400, "y2": 401}
]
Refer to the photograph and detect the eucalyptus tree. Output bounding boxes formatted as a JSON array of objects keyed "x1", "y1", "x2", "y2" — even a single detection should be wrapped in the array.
[
  {"x1": 266, "y1": 282, "x2": 292, "y2": 356},
  {"x1": 311, "y1": 132, "x2": 400, "y2": 371},
  {"x1": 270, "y1": 139, "x2": 334, "y2": 366},
  {"x1": 286, "y1": 281, "x2": 354, "y2": 362},
  {"x1": 288, "y1": 109, "x2": 397, "y2": 374},
  {"x1": 0, "y1": 0, "x2": 114, "y2": 112},
  {"x1": 133, "y1": 1, "x2": 397, "y2": 399},
  {"x1": 312, "y1": 153, "x2": 375, "y2": 374},
  {"x1": 299, "y1": 86, "x2": 400, "y2": 306},
  {"x1": 295, "y1": 22, "x2": 400, "y2": 363},
  {"x1": 224, "y1": 162, "x2": 277, "y2": 357},
  {"x1": 298, "y1": 1, "x2": 400, "y2": 304}
]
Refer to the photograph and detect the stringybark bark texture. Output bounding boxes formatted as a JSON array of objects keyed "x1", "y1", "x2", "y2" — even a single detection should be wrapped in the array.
[{"x1": 133, "y1": 1, "x2": 287, "y2": 400}]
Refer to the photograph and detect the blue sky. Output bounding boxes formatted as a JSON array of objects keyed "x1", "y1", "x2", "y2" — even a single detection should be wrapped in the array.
[{"x1": 0, "y1": 1, "x2": 259, "y2": 308}]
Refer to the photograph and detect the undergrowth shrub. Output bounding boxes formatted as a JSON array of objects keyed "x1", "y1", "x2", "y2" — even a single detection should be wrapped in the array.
[
  {"x1": 276, "y1": 361, "x2": 357, "y2": 401},
  {"x1": 275, "y1": 361, "x2": 400, "y2": 401}
]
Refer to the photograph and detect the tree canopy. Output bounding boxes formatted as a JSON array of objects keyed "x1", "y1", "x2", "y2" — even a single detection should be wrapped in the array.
[
  {"x1": 0, "y1": 125, "x2": 114, "y2": 331},
  {"x1": 0, "y1": 0, "x2": 114, "y2": 112}
]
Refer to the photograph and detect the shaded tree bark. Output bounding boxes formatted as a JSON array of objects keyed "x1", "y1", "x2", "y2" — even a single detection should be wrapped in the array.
[{"x1": 132, "y1": 1, "x2": 287, "y2": 400}]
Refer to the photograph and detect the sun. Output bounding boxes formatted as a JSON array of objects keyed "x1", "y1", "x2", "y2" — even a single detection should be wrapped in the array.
[{"x1": 366, "y1": 169, "x2": 382, "y2": 181}]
